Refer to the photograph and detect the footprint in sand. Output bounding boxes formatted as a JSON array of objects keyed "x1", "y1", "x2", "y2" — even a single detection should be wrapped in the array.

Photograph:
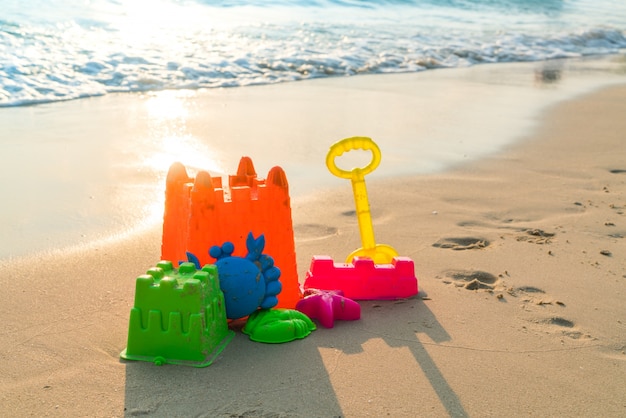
[
  {"x1": 508, "y1": 285, "x2": 546, "y2": 298},
  {"x1": 508, "y1": 285, "x2": 565, "y2": 307},
  {"x1": 294, "y1": 223, "x2": 338, "y2": 242},
  {"x1": 525, "y1": 316, "x2": 593, "y2": 340},
  {"x1": 440, "y1": 269, "x2": 499, "y2": 290},
  {"x1": 432, "y1": 237, "x2": 490, "y2": 250},
  {"x1": 543, "y1": 316, "x2": 574, "y2": 328},
  {"x1": 512, "y1": 288, "x2": 590, "y2": 339},
  {"x1": 516, "y1": 228, "x2": 555, "y2": 244},
  {"x1": 517, "y1": 285, "x2": 546, "y2": 294}
]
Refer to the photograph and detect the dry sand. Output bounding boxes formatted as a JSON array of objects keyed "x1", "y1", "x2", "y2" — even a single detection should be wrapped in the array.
[{"x1": 1, "y1": 58, "x2": 625, "y2": 417}]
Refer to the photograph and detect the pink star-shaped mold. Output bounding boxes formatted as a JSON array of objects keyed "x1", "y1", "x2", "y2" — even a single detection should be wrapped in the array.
[{"x1": 295, "y1": 288, "x2": 361, "y2": 328}]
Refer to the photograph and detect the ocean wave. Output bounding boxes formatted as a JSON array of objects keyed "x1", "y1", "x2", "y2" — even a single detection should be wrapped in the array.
[{"x1": 1, "y1": 0, "x2": 626, "y2": 107}]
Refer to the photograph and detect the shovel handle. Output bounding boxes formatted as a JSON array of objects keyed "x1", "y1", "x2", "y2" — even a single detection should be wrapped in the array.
[{"x1": 326, "y1": 136, "x2": 381, "y2": 180}]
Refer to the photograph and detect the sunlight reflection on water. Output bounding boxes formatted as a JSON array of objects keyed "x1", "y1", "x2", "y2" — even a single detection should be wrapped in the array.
[{"x1": 142, "y1": 90, "x2": 224, "y2": 175}]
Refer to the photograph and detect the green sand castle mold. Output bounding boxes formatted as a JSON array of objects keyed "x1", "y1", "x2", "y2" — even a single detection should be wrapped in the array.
[{"x1": 120, "y1": 261, "x2": 233, "y2": 367}]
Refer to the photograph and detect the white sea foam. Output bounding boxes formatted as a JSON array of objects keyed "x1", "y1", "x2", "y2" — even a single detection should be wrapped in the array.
[{"x1": 1, "y1": 0, "x2": 625, "y2": 107}]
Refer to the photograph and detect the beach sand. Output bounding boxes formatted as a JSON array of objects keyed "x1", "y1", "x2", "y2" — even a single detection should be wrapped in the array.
[{"x1": 1, "y1": 57, "x2": 625, "y2": 417}]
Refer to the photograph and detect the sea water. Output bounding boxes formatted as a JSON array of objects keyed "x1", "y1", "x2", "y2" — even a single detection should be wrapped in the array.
[{"x1": 2, "y1": 0, "x2": 626, "y2": 107}]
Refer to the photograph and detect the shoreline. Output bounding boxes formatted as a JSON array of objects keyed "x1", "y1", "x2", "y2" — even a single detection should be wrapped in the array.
[{"x1": 1, "y1": 70, "x2": 625, "y2": 416}]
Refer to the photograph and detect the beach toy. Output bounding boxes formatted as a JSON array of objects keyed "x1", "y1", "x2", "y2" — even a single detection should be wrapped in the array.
[
  {"x1": 242, "y1": 309, "x2": 316, "y2": 343},
  {"x1": 121, "y1": 261, "x2": 233, "y2": 367},
  {"x1": 161, "y1": 157, "x2": 302, "y2": 309},
  {"x1": 303, "y1": 255, "x2": 418, "y2": 300},
  {"x1": 326, "y1": 136, "x2": 399, "y2": 264},
  {"x1": 296, "y1": 288, "x2": 361, "y2": 328},
  {"x1": 187, "y1": 232, "x2": 282, "y2": 319}
]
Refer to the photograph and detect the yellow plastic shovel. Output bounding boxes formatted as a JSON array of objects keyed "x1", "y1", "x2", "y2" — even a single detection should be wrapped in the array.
[{"x1": 326, "y1": 136, "x2": 399, "y2": 264}]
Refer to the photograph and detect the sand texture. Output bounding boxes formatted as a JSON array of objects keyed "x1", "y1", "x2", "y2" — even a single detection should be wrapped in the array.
[{"x1": 1, "y1": 60, "x2": 625, "y2": 417}]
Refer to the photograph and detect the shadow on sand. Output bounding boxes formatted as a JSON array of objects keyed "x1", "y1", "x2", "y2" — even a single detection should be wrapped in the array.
[{"x1": 123, "y1": 294, "x2": 467, "y2": 417}]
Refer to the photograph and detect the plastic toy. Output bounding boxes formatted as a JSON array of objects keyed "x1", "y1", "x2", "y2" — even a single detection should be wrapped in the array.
[
  {"x1": 187, "y1": 232, "x2": 282, "y2": 319},
  {"x1": 303, "y1": 255, "x2": 418, "y2": 300},
  {"x1": 242, "y1": 309, "x2": 316, "y2": 343},
  {"x1": 326, "y1": 136, "x2": 399, "y2": 264},
  {"x1": 296, "y1": 288, "x2": 361, "y2": 328},
  {"x1": 161, "y1": 157, "x2": 302, "y2": 309},
  {"x1": 120, "y1": 261, "x2": 233, "y2": 367}
]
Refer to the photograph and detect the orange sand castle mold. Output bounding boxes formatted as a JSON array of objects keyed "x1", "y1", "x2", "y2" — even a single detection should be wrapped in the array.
[{"x1": 161, "y1": 157, "x2": 302, "y2": 309}]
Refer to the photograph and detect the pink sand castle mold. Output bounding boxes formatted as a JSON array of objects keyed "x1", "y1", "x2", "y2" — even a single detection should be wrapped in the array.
[
  {"x1": 161, "y1": 157, "x2": 302, "y2": 309},
  {"x1": 296, "y1": 288, "x2": 361, "y2": 328},
  {"x1": 303, "y1": 255, "x2": 419, "y2": 300}
]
